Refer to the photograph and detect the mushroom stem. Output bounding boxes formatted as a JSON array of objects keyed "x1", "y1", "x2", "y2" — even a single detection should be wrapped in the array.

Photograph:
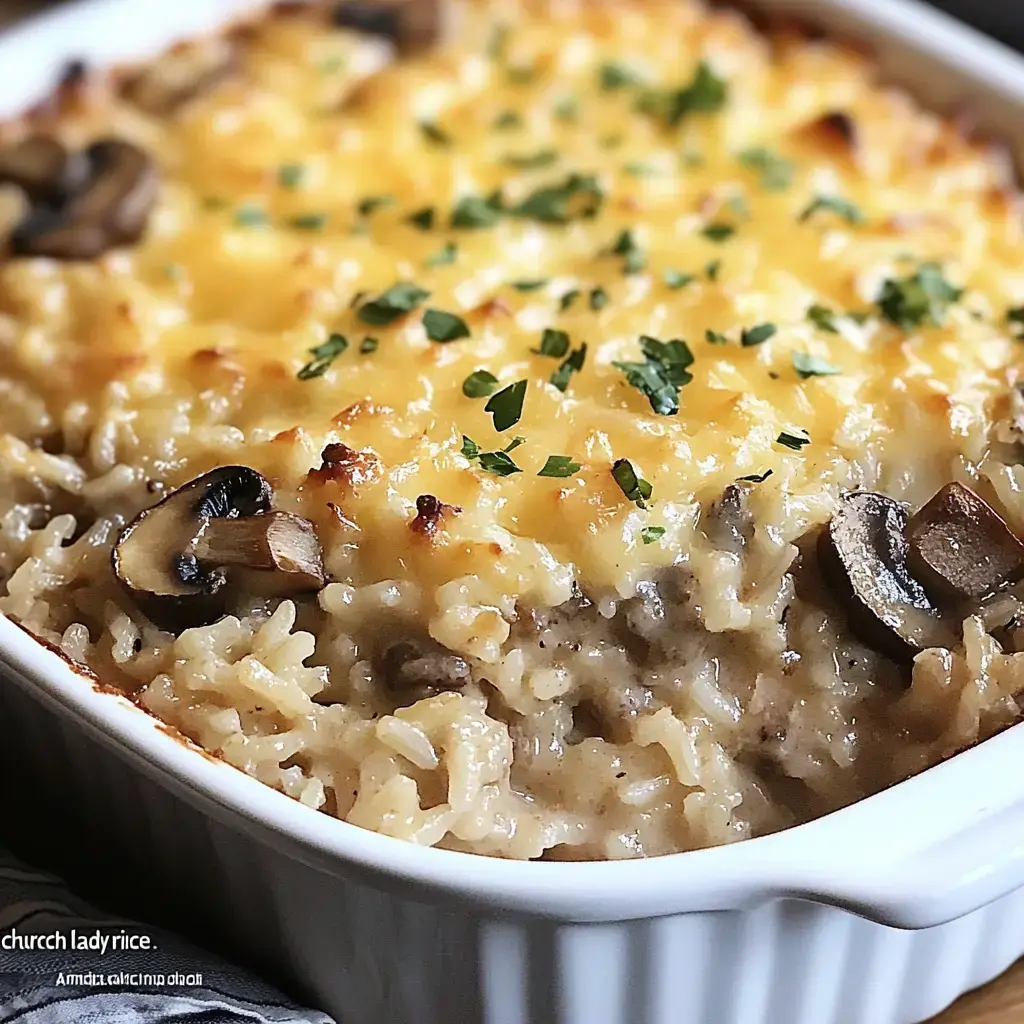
[{"x1": 193, "y1": 511, "x2": 325, "y2": 592}]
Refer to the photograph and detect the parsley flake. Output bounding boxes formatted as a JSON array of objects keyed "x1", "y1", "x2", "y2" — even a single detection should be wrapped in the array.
[
  {"x1": 504, "y1": 149, "x2": 559, "y2": 169},
  {"x1": 792, "y1": 352, "x2": 840, "y2": 379},
  {"x1": 799, "y1": 195, "x2": 865, "y2": 225},
  {"x1": 705, "y1": 259, "x2": 722, "y2": 281},
  {"x1": 705, "y1": 329, "x2": 728, "y2": 345},
  {"x1": 589, "y1": 286, "x2": 608, "y2": 311},
  {"x1": 776, "y1": 428, "x2": 811, "y2": 451},
  {"x1": 451, "y1": 193, "x2": 503, "y2": 229},
  {"x1": 737, "y1": 147, "x2": 794, "y2": 191},
  {"x1": 600, "y1": 61, "x2": 645, "y2": 91},
  {"x1": 358, "y1": 282, "x2": 431, "y2": 326},
  {"x1": 485, "y1": 379, "x2": 527, "y2": 431},
  {"x1": 494, "y1": 110, "x2": 522, "y2": 130},
  {"x1": 419, "y1": 120, "x2": 451, "y2": 146},
  {"x1": 663, "y1": 60, "x2": 728, "y2": 125},
  {"x1": 534, "y1": 328, "x2": 570, "y2": 358},
  {"x1": 1007, "y1": 306, "x2": 1024, "y2": 339},
  {"x1": 277, "y1": 163, "x2": 305, "y2": 190},
  {"x1": 664, "y1": 269, "x2": 695, "y2": 290},
  {"x1": 298, "y1": 333, "x2": 348, "y2": 379},
  {"x1": 479, "y1": 451, "x2": 522, "y2": 476},
  {"x1": 359, "y1": 337, "x2": 379, "y2": 355},
  {"x1": 553, "y1": 96, "x2": 579, "y2": 122},
  {"x1": 538, "y1": 455, "x2": 581, "y2": 478},
  {"x1": 462, "y1": 369, "x2": 500, "y2": 398},
  {"x1": 514, "y1": 173, "x2": 604, "y2": 223},
  {"x1": 426, "y1": 241, "x2": 458, "y2": 267},
  {"x1": 613, "y1": 336, "x2": 694, "y2": 415},
  {"x1": 608, "y1": 229, "x2": 645, "y2": 274},
  {"x1": 877, "y1": 263, "x2": 962, "y2": 329},
  {"x1": 234, "y1": 204, "x2": 268, "y2": 227},
  {"x1": 461, "y1": 435, "x2": 481, "y2": 459},
  {"x1": 511, "y1": 279, "x2": 549, "y2": 292},
  {"x1": 612, "y1": 459, "x2": 653, "y2": 508},
  {"x1": 807, "y1": 304, "x2": 840, "y2": 333},
  {"x1": 290, "y1": 213, "x2": 327, "y2": 231},
  {"x1": 740, "y1": 322, "x2": 776, "y2": 347},
  {"x1": 423, "y1": 309, "x2": 470, "y2": 342},
  {"x1": 550, "y1": 343, "x2": 587, "y2": 392},
  {"x1": 560, "y1": 289, "x2": 581, "y2": 311},
  {"x1": 358, "y1": 195, "x2": 394, "y2": 216},
  {"x1": 641, "y1": 525, "x2": 665, "y2": 544},
  {"x1": 702, "y1": 222, "x2": 735, "y2": 243},
  {"x1": 737, "y1": 469, "x2": 773, "y2": 483},
  {"x1": 407, "y1": 207, "x2": 435, "y2": 231}
]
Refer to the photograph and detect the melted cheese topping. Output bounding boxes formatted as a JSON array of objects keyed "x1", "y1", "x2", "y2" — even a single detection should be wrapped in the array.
[{"x1": 3, "y1": 0, "x2": 1024, "y2": 616}]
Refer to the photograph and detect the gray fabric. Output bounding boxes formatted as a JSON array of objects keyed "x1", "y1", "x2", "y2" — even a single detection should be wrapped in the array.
[{"x1": 0, "y1": 850, "x2": 334, "y2": 1023}]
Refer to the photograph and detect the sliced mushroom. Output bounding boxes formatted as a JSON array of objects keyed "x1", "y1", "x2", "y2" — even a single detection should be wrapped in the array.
[
  {"x1": 123, "y1": 37, "x2": 236, "y2": 115},
  {"x1": 0, "y1": 135, "x2": 89, "y2": 203},
  {"x1": 112, "y1": 466, "x2": 324, "y2": 632},
  {"x1": 907, "y1": 482, "x2": 1024, "y2": 603},
  {"x1": 376, "y1": 638, "x2": 471, "y2": 699},
  {"x1": 11, "y1": 139, "x2": 158, "y2": 260},
  {"x1": 704, "y1": 482, "x2": 754, "y2": 554},
  {"x1": 818, "y1": 491, "x2": 956, "y2": 661},
  {"x1": 332, "y1": 0, "x2": 444, "y2": 55}
]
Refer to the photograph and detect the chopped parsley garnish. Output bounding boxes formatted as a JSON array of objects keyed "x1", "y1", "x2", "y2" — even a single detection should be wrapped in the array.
[
  {"x1": 776, "y1": 428, "x2": 811, "y2": 451},
  {"x1": 705, "y1": 259, "x2": 722, "y2": 281},
  {"x1": 705, "y1": 329, "x2": 728, "y2": 345},
  {"x1": 494, "y1": 110, "x2": 522, "y2": 130},
  {"x1": 792, "y1": 352, "x2": 840, "y2": 379},
  {"x1": 290, "y1": 213, "x2": 328, "y2": 231},
  {"x1": 463, "y1": 435, "x2": 526, "y2": 476},
  {"x1": 358, "y1": 282, "x2": 431, "y2": 325},
  {"x1": 612, "y1": 458, "x2": 653, "y2": 508},
  {"x1": 560, "y1": 289, "x2": 581, "y2": 311},
  {"x1": 553, "y1": 96, "x2": 579, "y2": 122},
  {"x1": 613, "y1": 335, "x2": 694, "y2": 415},
  {"x1": 664, "y1": 269, "x2": 695, "y2": 290},
  {"x1": 423, "y1": 309, "x2": 470, "y2": 342},
  {"x1": 461, "y1": 435, "x2": 481, "y2": 459},
  {"x1": 737, "y1": 147, "x2": 794, "y2": 191},
  {"x1": 807, "y1": 304, "x2": 840, "y2": 333},
  {"x1": 588, "y1": 286, "x2": 608, "y2": 311},
  {"x1": 359, "y1": 337, "x2": 379, "y2": 355},
  {"x1": 511, "y1": 278, "x2": 549, "y2": 292},
  {"x1": 641, "y1": 526, "x2": 665, "y2": 544},
  {"x1": 623, "y1": 162, "x2": 657, "y2": 177},
  {"x1": 608, "y1": 229, "x2": 645, "y2": 274},
  {"x1": 534, "y1": 328, "x2": 570, "y2": 358},
  {"x1": 538, "y1": 455, "x2": 581, "y2": 478},
  {"x1": 419, "y1": 120, "x2": 451, "y2": 146},
  {"x1": 451, "y1": 193, "x2": 503, "y2": 229},
  {"x1": 407, "y1": 206, "x2": 435, "y2": 231},
  {"x1": 799, "y1": 195, "x2": 865, "y2": 225},
  {"x1": 600, "y1": 61, "x2": 645, "y2": 91},
  {"x1": 740, "y1": 322, "x2": 776, "y2": 347},
  {"x1": 701, "y1": 222, "x2": 735, "y2": 243},
  {"x1": 297, "y1": 333, "x2": 348, "y2": 379},
  {"x1": 504, "y1": 149, "x2": 559, "y2": 169},
  {"x1": 462, "y1": 369, "x2": 500, "y2": 397},
  {"x1": 358, "y1": 195, "x2": 394, "y2": 216},
  {"x1": 661, "y1": 60, "x2": 728, "y2": 125},
  {"x1": 426, "y1": 241, "x2": 458, "y2": 267},
  {"x1": 318, "y1": 55, "x2": 345, "y2": 75},
  {"x1": 550, "y1": 343, "x2": 587, "y2": 392},
  {"x1": 277, "y1": 163, "x2": 305, "y2": 190},
  {"x1": 514, "y1": 173, "x2": 604, "y2": 223},
  {"x1": 737, "y1": 469, "x2": 773, "y2": 483},
  {"x1": 1007, "y1": 306, "x2": 1024, "y2": 338},
  {"x1": 484, "y1": 379, "x2": 527, "y2": 431},
  {"x1": 877, "y1": 263, "x2": 962, "y2": 329},
  {"x1": 234, "y1": 204, "x2": 268, "y2": 227}
]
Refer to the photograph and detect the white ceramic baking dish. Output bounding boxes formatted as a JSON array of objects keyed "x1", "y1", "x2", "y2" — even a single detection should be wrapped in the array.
[{"x1": 4, "y1": 1, "x2": 1024, "y2": 1021}]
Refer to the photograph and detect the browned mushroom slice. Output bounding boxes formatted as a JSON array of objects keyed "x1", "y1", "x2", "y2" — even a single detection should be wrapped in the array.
[
  {"x1": 112, "y1": 466, "x2": 324, "y2": 632},
  {"x1": 0, "y1": 135, "x2": 89, "y2": 203},
  {"x1": 11, "y1": 139, "x2": 158, "y2": 260},
  {"x1": 907, "y1": 482, "x2": 1024, "y2": 603},
  {"x1": 376, "y1": 638, "x2": 471, "y2": 699},
  {"x1": 123, "y1": 37, "x2": 236, "y2": 115},
  {"x1": 818, "y1": 491, "x2": 956, "y2": 662},
  {"x1": 332, "y1": 0, "x2": 443, "y2": 55}
]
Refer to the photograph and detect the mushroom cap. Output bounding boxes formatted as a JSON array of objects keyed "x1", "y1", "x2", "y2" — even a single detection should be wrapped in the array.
[
  {"x1": 332, "y1": 0, "x2": 444, "y2": 55},
  {"x1": 818, "y1": 490, "x2": 956, "y2": 662},
  {"x1": 0, "y1": 135, "x2": 89, "y2": 204}
]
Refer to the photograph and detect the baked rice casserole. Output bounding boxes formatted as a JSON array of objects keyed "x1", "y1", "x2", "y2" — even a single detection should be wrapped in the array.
[{"x1": 4, "y1": 0, "x2": 1024, "y2": 860}]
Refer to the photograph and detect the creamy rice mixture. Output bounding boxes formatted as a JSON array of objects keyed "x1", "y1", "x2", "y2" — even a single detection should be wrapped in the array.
[{"x1": 3, "y1": 0, "x2": 1024, "y2": 860}]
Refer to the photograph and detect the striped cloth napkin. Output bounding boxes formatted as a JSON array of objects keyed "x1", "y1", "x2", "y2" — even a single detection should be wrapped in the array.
[{"x1": 0, "y1": 848, "x2": 334, "y2": 1024}]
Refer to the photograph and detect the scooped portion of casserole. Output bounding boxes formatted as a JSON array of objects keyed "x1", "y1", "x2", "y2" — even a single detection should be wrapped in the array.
[{"x1": 3, "y1": 0, "x2": 1024, "y2": 859}]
